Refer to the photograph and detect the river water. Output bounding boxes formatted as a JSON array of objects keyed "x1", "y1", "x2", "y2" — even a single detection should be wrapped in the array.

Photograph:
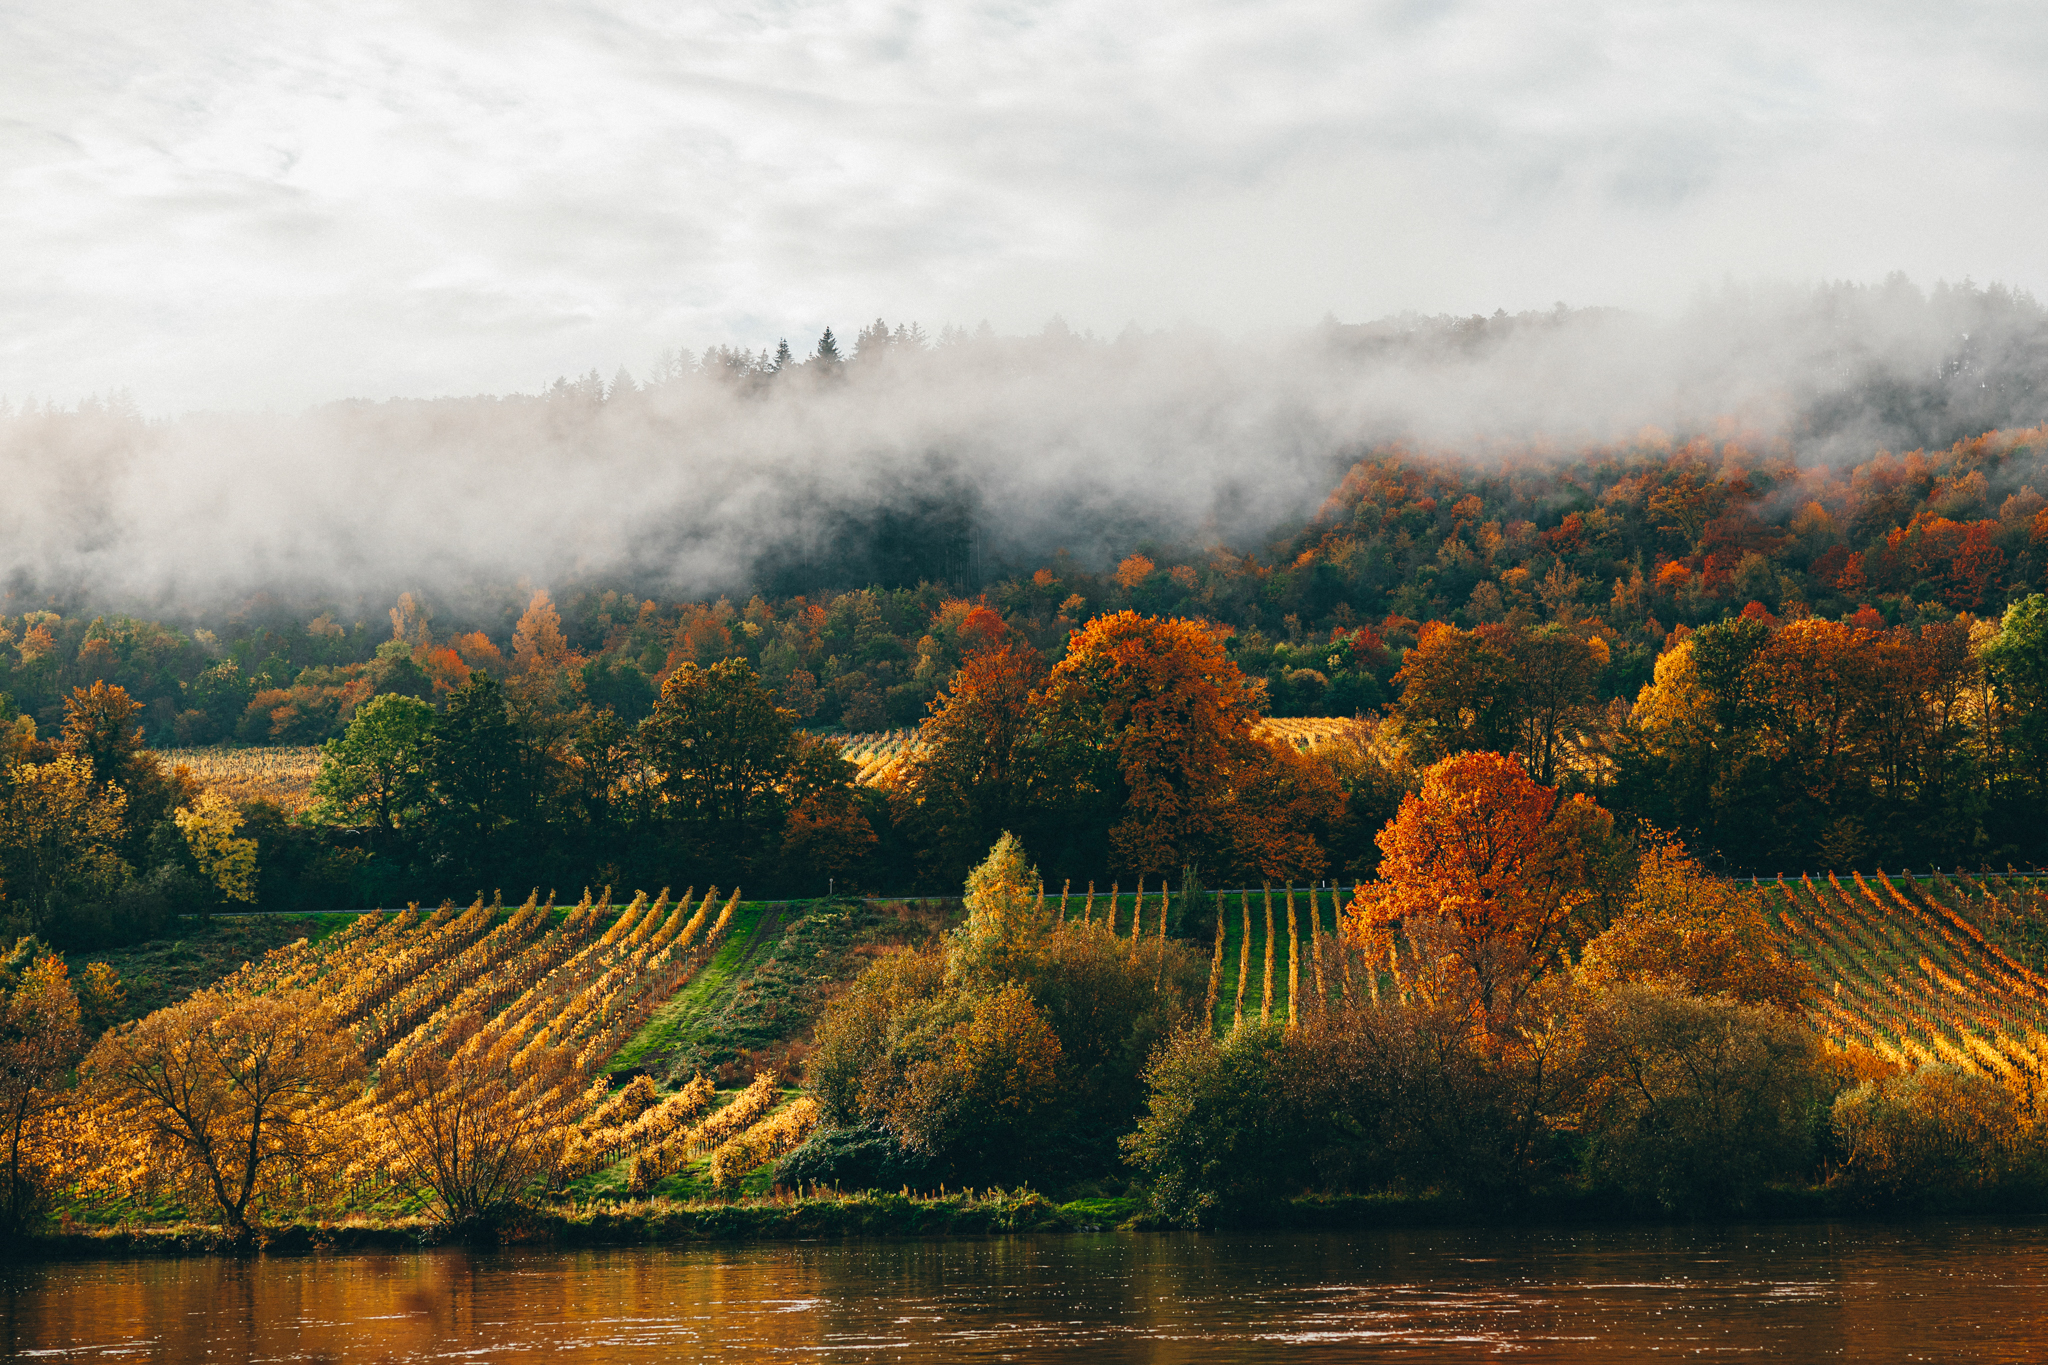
[{"x1": 5, "y1": 1221, "x2": 2045, "y2": 1361}]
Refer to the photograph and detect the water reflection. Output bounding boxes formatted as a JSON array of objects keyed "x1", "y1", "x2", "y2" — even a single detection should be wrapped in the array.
[{"x1": 4, "y1": 1222, "x2": 2047, "y2": 1361}]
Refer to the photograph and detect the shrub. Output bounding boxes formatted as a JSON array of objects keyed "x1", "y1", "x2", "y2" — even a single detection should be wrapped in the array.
[
  {"x1": 1121, "y1": 1023, "x2": 1297, "y2": 1224},
  {"x1": 1830, "y1": 1067, "x2": 2044, "y2": 1206},
  {"x1": 1573, "y1": 986, "x2": 1832, "y2": 1212}
]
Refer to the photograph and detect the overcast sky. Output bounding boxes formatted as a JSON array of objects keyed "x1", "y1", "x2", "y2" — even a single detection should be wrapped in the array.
[{"x1": 4, "y1": 0, "x2": 2046, "y2": 412}]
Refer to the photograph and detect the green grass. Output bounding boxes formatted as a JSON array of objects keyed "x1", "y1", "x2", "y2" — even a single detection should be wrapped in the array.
[
  {"x1": 1200, "y1": 890, "x2": 1346, "y2": 1034},
  {"x1": 607, "y1": 899, "x2": 778, "y2": 1074}
]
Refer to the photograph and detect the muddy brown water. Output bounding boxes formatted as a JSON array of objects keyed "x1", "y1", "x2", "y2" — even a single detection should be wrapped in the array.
[{"x1": 5, "y1": 1221, "x2": 2046, "y2": 1361}]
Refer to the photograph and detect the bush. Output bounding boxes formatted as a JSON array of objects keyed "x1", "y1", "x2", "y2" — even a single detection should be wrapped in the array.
[
  {"x1": 778, "y1": 1121, "x2": 939, "y2": 1193},
  {"x1": 802, "y1": 835, "x2": 1203, "y2": 1190},
  {"x1": 1573, "y1": 986, "x2": 1832, "y2": 1212},
  {"x1": 1829, "y1": 1067, "x2": 2045, "y2": 1206},
  {"x1": 1121, "y1": 1022, "x2": 1298, "y2": 1224}
]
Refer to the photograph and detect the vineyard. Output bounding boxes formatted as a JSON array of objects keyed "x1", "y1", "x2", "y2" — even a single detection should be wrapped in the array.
[
  {"x1": 1183, "y1": 873, "x2": 2048, "y2": 1086},
  {"x1": 161, "y1": 745, "x2": 323, "y2": 814},
  {"x1": 833, "y1": 729, "x2": 921, "y2": 786},
  {"x1": 83, "y1": 890, "x2": 823, "y2": 1215},
  {"x1": 1762, "y1": 871, "x2": 2048, "y2": 1079},
  {"x1": 831, "y1": 717, "x2": 1364, "y2": 788},
  {"x1": 160, "y1": 722, "x2": 1358, "y2": 806}
]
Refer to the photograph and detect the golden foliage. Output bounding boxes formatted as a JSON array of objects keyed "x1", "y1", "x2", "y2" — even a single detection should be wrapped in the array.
[
  {"x1": 160, "y1": 746, "x2": 321, "y2": 815},
  {"x1": 174, "y1": 791, "x2": 259, "y2": 903},
  {"x1": 708, "y1": 1097, "x2": 821, "y2": 1191},
  {"x1": 83, "y1": 988, "x2": 366, "y2": 1233}
]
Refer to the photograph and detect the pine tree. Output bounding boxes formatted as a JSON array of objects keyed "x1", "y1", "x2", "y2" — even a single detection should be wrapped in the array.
[
  {"x1": 772, "y1": 338, "x2": 793, "y2": 371},
  {"x1": 814, "y1": 328, "x2": 842, "y2": 364}
]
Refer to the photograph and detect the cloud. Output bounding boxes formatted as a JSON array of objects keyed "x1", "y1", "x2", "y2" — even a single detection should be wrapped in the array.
[
  {"x1": 1, "y1": 0, "x2": 2045, "y2": 411},
  {"x1": 3, "y1": 282, "x2": 2043, "y2": 613}
]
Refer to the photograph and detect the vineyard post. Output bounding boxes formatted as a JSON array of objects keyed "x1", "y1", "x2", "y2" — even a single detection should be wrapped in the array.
[
  {"x1": 1309, "y1": 884, "x2": 1327, "y2": 1014},
  {"x1": 1261, "y1": 883, "x2": 1275, "y2": 1024},
  {"x1": 1342, "y1": 884, "x2": 1358, "y2": 1003},
  {"x1": 1235, "y1": 894, "x2": 1251, "y2": 1027},
  {"x1": 1206, "y1": 891, "x2": 1225, "y2": 1030},
  {"x1": 1154, "y1": 879, "x2": 1168, "y2": 986},
  {"x1": 1286, "y1": 884, "x2": 1300, "y2": 1030}
]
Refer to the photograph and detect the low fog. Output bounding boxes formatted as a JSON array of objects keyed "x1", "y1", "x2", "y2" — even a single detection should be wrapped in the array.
[{"x1": 5, "y1": 277, "x2": 2045, "y2": 616}]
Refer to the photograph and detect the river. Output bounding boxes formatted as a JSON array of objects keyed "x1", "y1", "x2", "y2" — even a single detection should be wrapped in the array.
[{"x1": 5, "y1": 1221, "x2": 2045, "y2": 1361}]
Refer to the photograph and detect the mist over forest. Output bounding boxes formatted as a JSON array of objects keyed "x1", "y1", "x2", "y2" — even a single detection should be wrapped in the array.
[{"x1": 6, "y1": 275, "x2": 2046, "y2": 629}]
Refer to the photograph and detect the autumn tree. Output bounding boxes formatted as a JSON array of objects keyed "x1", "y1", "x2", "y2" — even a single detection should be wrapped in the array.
[
  {"x1": 903, "y1": 640, "x2": 1050, "y2": 871},
  {"x1": 1392, "y1": 622, "x2": 1605, "y2": 786},
  {"x1": 507, "y1": 589, "x2": 584, "y2": 722},
  {"x1": 805, "y1": 835, "x2": 1202, "y2": 1187},
  {"x1": 173, "y1": 792, "x2": 260, "y2": 906},
  {"x1": 1579, "y1": 831, "x2": 1814, "y2": 1011},
  {"x1": 1226, "y1": 739, "x2": 1346, "y2": 882},
  {"x1": 58, "y1": 680, "x2": 148, "y2": 789},
  {"x1": 0, "y1": 940, "x2": 86, "y2": 1235},
  {"x1": 0, "y1": 755, "x2": 128, "y2": 935},
  {"x1": 84, "y1": 988, "x2": 365, "y2": 1236},
  {"x1": 1034, "y1": 612, "x2": 1273, "y2": 878},
  {"x1": 1355, "y1": 752, "x2": 1614, "y2": 1033},
  {"x1": 56, "y1": 682, "x2": 196, "y2": 861},
  {"x1": 370, "y1": 1018, "x2": 590, "y2": 1226},
  {"x1": 1391, "y1": 622, "x2": 1523, "y2": 761}
]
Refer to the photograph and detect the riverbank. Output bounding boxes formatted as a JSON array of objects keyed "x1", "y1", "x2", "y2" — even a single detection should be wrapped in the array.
[{"x1": 22, "y1": 1184, "x2": 2048, "y2": 1260}]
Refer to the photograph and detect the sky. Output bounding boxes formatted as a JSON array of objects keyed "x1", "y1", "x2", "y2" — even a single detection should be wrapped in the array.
[{"x1": 3, "y1": 0, "x2": 2047, "y2": 412}]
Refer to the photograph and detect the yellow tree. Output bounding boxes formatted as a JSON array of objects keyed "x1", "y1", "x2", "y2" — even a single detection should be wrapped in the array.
[
  {"x1": 0, "y1": 942, "x2": 86, "y2": 1234},
  {"x1": 1358, "y1": 752, "x2": 1612, "y2": 1034},
  {"x1": 0, "y1": 755, "x2": 128, "y2": 933},
  {"x1": 1580, "y1": 831, "x2": 1814, "y2": 1011},
  {"x1": 84, "y1": 989, "x2": 364, "y2": 1236},
  {"x1": 174, "y1": 792, "x2": 259, "y2": 904}
]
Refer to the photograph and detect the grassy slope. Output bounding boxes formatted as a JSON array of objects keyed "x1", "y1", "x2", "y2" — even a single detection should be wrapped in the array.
[
  {"x1": 578, "y1": 899, "x2": 943, "y2": 1198},
  {"x1": 607, "y1": 899, "x2": 780, "y2": 1074},
  {"x1": 63, "y1": 913, "x2": 359, "y2": 1024}
]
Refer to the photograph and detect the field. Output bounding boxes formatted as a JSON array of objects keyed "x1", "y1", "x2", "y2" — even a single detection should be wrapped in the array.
[
  {"x1": 159, "y1": 723, "x2": 1365, "y2": 812},
  {"x1": 159, "y1": 745, "x2": 323, "y2": 814}
]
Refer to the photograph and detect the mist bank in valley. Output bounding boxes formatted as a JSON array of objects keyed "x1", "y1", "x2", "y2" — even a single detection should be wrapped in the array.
[{"x1": 4, "y1": 275, "x2": 2046, "y2": 622}]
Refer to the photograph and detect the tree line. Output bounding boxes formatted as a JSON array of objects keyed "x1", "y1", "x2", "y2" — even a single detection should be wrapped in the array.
[{"x1": 5, "y1": 585, "x2": 2048, "y2": 944}]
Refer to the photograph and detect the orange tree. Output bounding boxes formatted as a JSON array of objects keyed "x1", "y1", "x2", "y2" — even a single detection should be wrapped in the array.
[
  {"x1": 902, "y1": 637, "x2": 1053, "y2": 876},
  {"x1": 1032, "y1": 612, "x2": 1336, "y2": 882},
  {"x1": 1357, "y1": 751, "x2": 1615, "y2": 1034}
]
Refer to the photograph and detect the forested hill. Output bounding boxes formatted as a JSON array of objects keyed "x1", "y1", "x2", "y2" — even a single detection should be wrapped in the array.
[{"x1": 3, "y1": 422, "x2": 2044, "y2": 744}]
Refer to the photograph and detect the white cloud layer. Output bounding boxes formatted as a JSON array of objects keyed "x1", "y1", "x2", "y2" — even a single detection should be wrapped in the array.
[{"x1": 2, "y1": 0, "x2": 2046, "y2": 412}]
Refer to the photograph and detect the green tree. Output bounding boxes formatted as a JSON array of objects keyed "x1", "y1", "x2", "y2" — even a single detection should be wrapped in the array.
[
  {"x1": 639, "y1": 660, "x2": 797, "y2": 844},
  {"x1": 312, "y1": 693, "x2": 434, "y2": 841},
  {"x1": 1120, "y1": 1022, "x2": 1295, "y2": 1225},
  {"x1": 421, "y1": 672, "x2": 524, "y2": 876},
  {"x1": 1983, "y1": 594, "x2": 2048, "y2": 805}
]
